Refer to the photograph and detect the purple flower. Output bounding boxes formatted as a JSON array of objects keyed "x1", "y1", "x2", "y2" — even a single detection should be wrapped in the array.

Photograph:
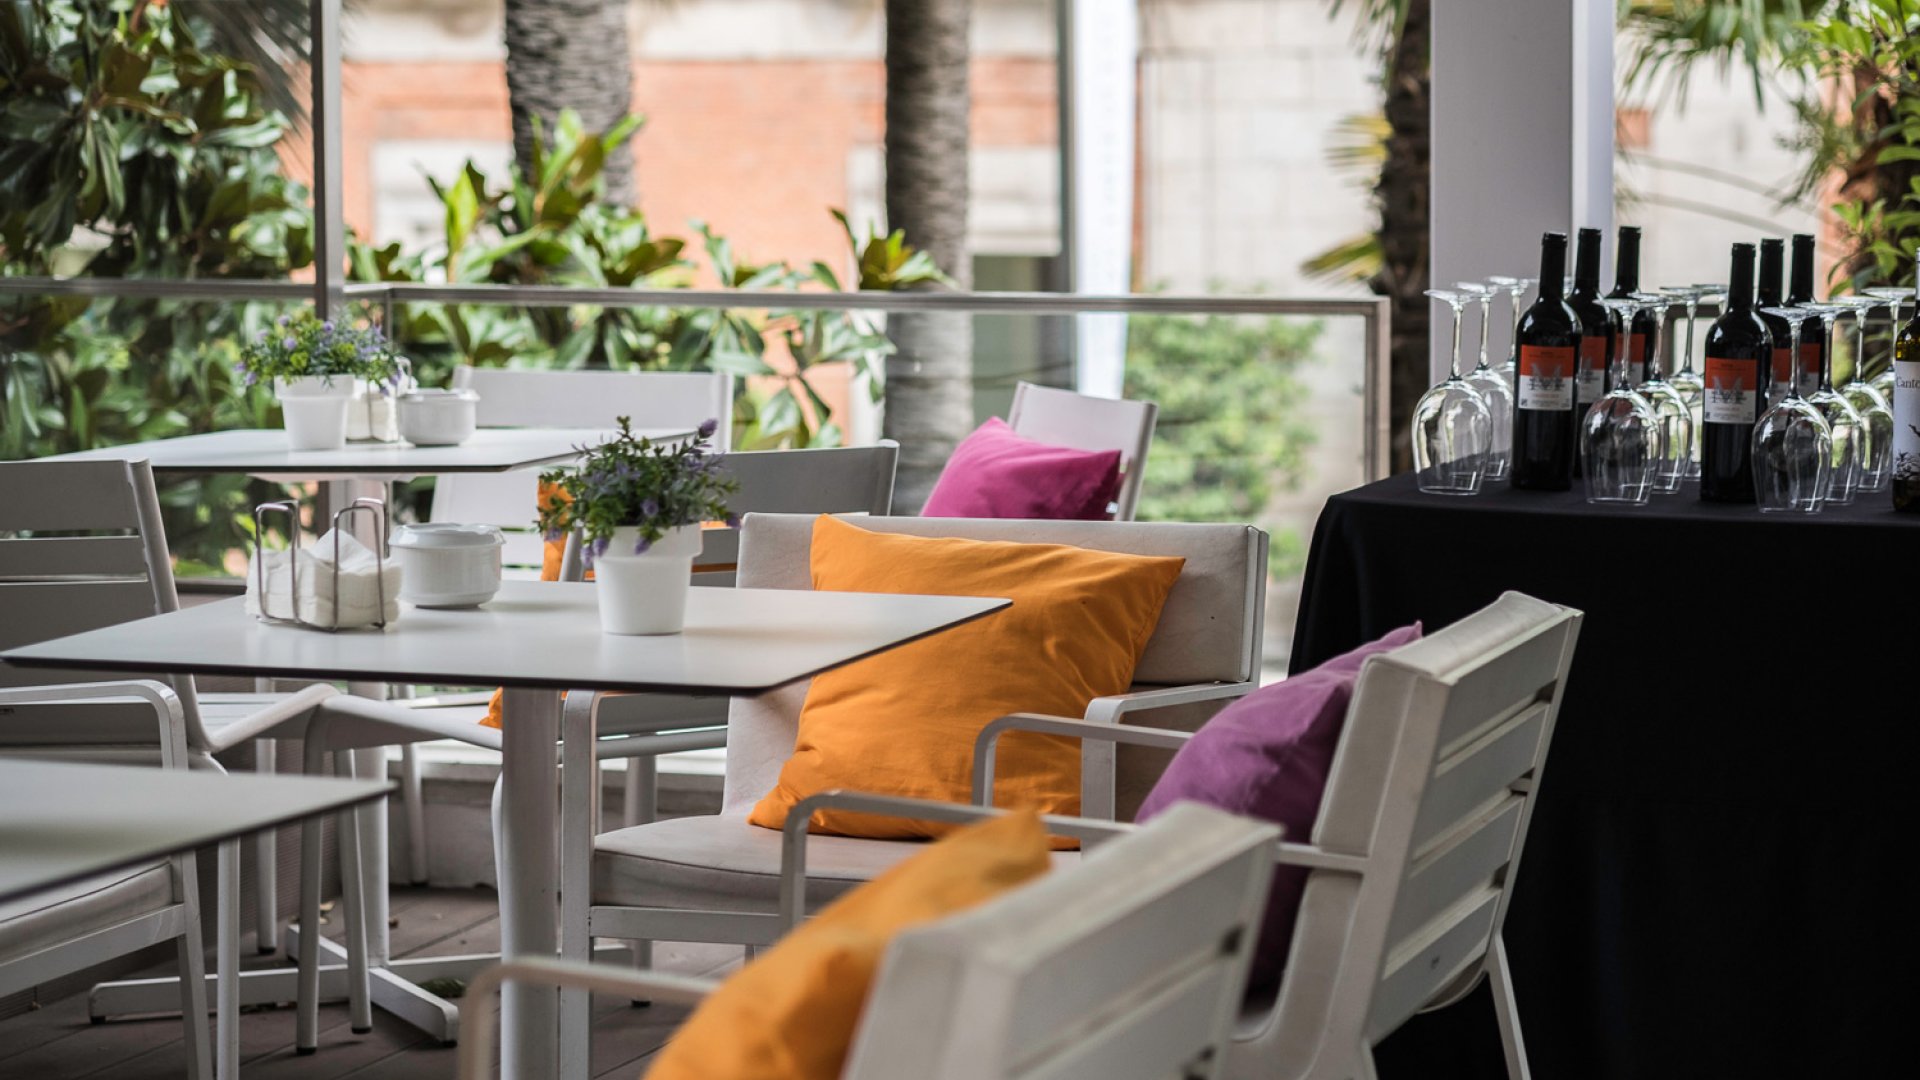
[
  {"x1": 256, "y1": 330, "x2": 268, "y2": 343},
  {"x1": 640, "y1": 498, "x2": 659, "y2": 518},
  {"x1": 231, "y1": 360, "x2": 247, "y2": 375},
  {"x1": 282, "y1": 336, "x2": 297, "y2": 351},
  {"x1": 543, "y1": 528, "x2": 563, "y2": 542},
  {"x1": 277, "y1": 315, "x2": 290, "y2": 327},
  {"x1": 322, "y1": 320, "x2": 334, "y2": 333},
  {"x1": 697, "y1": 418, "x2": 719, "y2": 439},
  {"x1": 245, "y1": 371, "x2": 259, "y2": 387},
  {"x1": 724, "y1": 513, "x2": 742, "y2": 529},
  {"x1": 632, "y1": 536, "x2": 652, "y2": 555}
]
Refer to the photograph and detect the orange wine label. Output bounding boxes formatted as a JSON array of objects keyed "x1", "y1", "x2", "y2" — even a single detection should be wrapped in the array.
[
  {"x1": 1771, "y1": 347, "x2": 1794, "y2": 386},
  {"x1": 1799, "y1": 341, "x2": 1823, "y2": 382},
  {"x1": 1518, "y1": 345, "x2": 1576, "y2": 411},
  {"x1": 1704, "y1": 355, "x2": 1758, "y2": 424},
  {"x1": 1576, "y1": 335, "x2": 1608, "y2": 403}
]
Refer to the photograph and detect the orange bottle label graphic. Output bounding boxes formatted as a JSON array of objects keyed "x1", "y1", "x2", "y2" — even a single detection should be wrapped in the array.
[
  {"x1": 1704, "y1": 355, "x2": 1758, "y2": 424},
  {"x1": 1518, "y1": 345, "x2": 1576, "y2": 411}
]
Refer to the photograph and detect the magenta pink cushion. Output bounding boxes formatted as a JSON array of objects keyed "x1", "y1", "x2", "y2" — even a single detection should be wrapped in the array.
[
  {"x1": 920, "y1": 418, "x2": 1123, "y2": 520},
  {"x1": 1135, "y1": 622, "x2": 1423, "y2": 993}
]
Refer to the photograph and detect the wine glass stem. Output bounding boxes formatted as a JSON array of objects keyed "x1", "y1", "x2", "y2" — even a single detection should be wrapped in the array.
[
  {"x1": 1611, "y1": 309, "x2": 1636, "y2": 386},
  {"x1": 1785, "y1": 323, "x2": 1803, "y2": 400},
  {"x1": 1508, "y1": 292, "x2": 1524, "y2": 356},
  {"x1": 1449, "y1": 303, "x2": 1464, "y2": 379},
  {"x1": 1476, "y1": 299, "x2": 1492, "y2": 370},
  {"x1": 1683, "y1": 302, "x2": 1698, "y2": 373}
]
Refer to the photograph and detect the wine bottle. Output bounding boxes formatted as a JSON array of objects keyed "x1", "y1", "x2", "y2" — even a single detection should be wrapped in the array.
[
  {"x1": 1567, "y1": 227, "x2": 1614, "y2": 408},
  {"x1": 1606, "y1": 225, "x2": 1657, "y2": 385},
  {"x1": 1700, "y1": 243, "x2": 1772, "y2": 503},
  {"x1": 1511, "y1": 232, "x2": 1581, "y2": 491},
  {"x1": 1757, "y1": 238, "x2": 1792, "y2": 403},
  {"x1": 1787, "y1": 233, "x2": 1821, "y2": 397},
  {"x1": 1894, "y1": 268, "x2": 1920, "y2": 512}
]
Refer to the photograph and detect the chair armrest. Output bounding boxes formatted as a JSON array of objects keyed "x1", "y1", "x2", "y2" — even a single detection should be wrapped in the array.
[
  {"x1": 1270, "y1": 840, "x2": 1368, "y2": 874},
  {"x1": 456, "y1": 958, "x2": 718, "y2": 1080},
  {"x1": 0, "y1": 679, "x2": 191, "y2": 768},
  {"x1": 971, "y1": 713, "x2": 1194, "y2": 808},
  {"x1": 402, "y1": 690, "x2": 498, "y2": 709},
  {"x1": 779, "y1": 790, "x2": 1135, "y2": 927},
  {"x1": 1082, "y1": 680, "x2": 1255, "y2": 724}
]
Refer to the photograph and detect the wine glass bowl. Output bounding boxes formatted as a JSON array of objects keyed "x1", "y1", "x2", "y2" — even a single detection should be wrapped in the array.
[
  {"x1": 1753, "y1": 306, "x2": 1834, "y2": 513},
  {"x1": 1865, "y1": 287, "x2": 1910, "y2": 402},
  {"x1": 1582, "y1": 296, "x2": 1659, "y2": 505},
  {"x1": 1413, "y1": 289, "x2": 1492, "y2": 496},
  {"x1": 1662, "y1": 285, "x2": 1723, "y2": 478},
  {"x1": 1488, "y1": 275, "x2": 1536, "y2": 395},
  {"x1": 1457, "y1": 281, "x2": 1515, "y2": 481},
  {"x1": 1808, "y1": 298, "x2": 1876, "y2": 502}
]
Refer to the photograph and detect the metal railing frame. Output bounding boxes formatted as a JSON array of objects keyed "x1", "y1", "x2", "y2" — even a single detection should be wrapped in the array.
[{"x1": 0, "y1": 276, "x2": 1392, "y2": 479}]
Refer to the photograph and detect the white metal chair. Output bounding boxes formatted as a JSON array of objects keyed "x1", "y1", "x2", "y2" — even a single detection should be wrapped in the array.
[
  {"x1": 0, "y1": 680, "x2": 216, "y2": 1080},
  {"x1": 553, "y1": 512, "x2": 1267, "y2": 1079},
  {"x1": 970, "y1": 592, "x2": 1584, "y2": 1079},
  {"x1": 460, "y1": 800, "x2": 1279, "y2": 1080},
  {"x1": 1006, "y1": 380, "x2": 1158, "y2": 521}
]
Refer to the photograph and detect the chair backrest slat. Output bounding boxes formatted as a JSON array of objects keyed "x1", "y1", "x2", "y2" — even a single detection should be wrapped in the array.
[
  {"x1": 844, "y1": 803, "x2": 1277, "y2": 1080},
  {"x1": 1006, "y1": 381, "x2": 1157, "y2": 522},
  {"x1": 1367, "y1": 888, "x2": 1501, "y2": 1042},
  {"x1": 0, "y1": 580, "x2": 159, "y2": 655},
  {"x1": 724, "y1": 514, "x2": 1265, "y2": 813},
  {"x1": 0, "y1": 460, "x2": 145, "y2": 532},
  {"x1": 0, "y1": 535, "x2": 150, "y2": 579}
]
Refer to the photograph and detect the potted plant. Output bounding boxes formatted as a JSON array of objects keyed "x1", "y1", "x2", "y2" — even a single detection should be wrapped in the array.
[
  {"x1": 538, "y1": 417, "x2": 739, "y2": 635},
  {"x1": 236, "y1": 312, "x2": 406, "y2": 451}
]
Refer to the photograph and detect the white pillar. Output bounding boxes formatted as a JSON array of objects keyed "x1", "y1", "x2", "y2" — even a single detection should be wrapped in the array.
[
  {"x1": 1431, "y1": 0, "x2": 1614, "y2": 380},
  {"x1": 1062, "y1": 0, "x2": 1137, "y2": 399}
]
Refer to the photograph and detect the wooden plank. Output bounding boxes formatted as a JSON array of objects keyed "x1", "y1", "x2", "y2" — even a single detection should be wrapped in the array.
[
  {"x1": 1390, "y1": 795, "x2": 1524, "y2": 945},
  {"x1": 1410, "y1": 703, "x2": 1548, "y2": 850},
  {"x1": 0, "y1": 536, "x2": 148, "y2": 579},
  {"x1": 0, "y1": 462, "x2": 140, "y2": 532}
]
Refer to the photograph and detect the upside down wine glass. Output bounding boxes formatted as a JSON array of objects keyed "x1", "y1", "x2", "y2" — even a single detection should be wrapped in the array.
[
  {"x1": 1838, "y1": 295, "x2": 1897, "y2": 493},
  {"x1": 1800, "y1": 303, "x2": 1865, "y2": 505},
  {"x1": 1663, "y1": 285, "x2": 1722, "y2": 479},
  {"x1": 1753, "y1": 306, "x2": 1833, "y2": 513},
  {"x1": 1488, "y1": 274, "x2": 1537, "y2": 395},
  {"x1": 1458, "y1": 282, "x2": 1515, "y2": 481},
  {"x1": 1582, "y1": 296, "x2": 1659, "y2": 504},
  {"x1": 1412, "y1": 289, "x2": 1493, "y2": 495},
  {"x1": 1865, "y1": 286, "x2": 1910, "y2": 404},
  {"x1": 1630, "y1": 292, "x2": 1694, "y2": 494}
]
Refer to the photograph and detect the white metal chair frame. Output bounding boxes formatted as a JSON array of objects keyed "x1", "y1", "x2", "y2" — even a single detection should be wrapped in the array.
[
  {"x1": 1005, "y1": 380, "x2": 1159, "y2": 521},
  {"x1": 459, "y1": 799, "x2": 1278, "y2": 1080},
  {"x1": 0, "y1": 679, "x2": 217, "y2": 1080},
  {"x1": 969, "y1": 592, "x2": 1583, "y2": 1080},
  {"x1": 551, "y1": 513, "x2": 1268, "y2": 1080}
]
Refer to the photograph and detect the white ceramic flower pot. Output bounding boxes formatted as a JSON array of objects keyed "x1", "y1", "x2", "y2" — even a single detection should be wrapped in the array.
[
  {"x1": 592, "y1": 524, "x2": 701, "y2": 635},
  {"x1": 275, "y1": 376, "x2": 354, "y2": 452}
]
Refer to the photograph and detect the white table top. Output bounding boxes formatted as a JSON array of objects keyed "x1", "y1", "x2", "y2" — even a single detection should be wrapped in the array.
[
  {"x1": 0, "y1": 759, "x2": 391, "y2": 904},
  {"x1": 36, "y1": 427, "x2": 687, "y2": 478},
  {"x1": 0, "y1": 581, "x2": 1010, "y2": 695}
]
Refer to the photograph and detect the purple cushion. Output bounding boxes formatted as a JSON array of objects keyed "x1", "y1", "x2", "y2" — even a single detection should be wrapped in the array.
[
  {"x1": 1135, "y1": 623, "x2": 1423, "y2": 993},
  {"x1": 921, "y1": 418, "x2": 1123, "y2": 520}
]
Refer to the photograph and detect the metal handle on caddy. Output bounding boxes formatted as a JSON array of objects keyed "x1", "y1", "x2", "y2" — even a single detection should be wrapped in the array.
[{"x1": 250, "y1": 497, "x2": 390, "y2": 632}]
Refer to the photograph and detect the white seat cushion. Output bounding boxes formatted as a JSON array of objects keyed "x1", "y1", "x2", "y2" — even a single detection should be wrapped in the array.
[
  {"x1": 592, "y1": 814, "x2": 1080, "y2": 914},
  {"x1": 0, "y1": 864, "x2": 173, "y2": 968}
]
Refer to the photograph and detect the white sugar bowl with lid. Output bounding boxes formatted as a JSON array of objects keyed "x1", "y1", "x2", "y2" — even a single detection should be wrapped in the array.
[
  {"x1": 397, "y1": 387, "x2": 479, "y2": 446},
  {"x1": 389, "y1": 523, "x2": 505, "y2": 608}
]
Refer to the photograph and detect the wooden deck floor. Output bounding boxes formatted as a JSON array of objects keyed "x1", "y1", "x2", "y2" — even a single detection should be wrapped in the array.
[{"x1": 0, "y1": 887, "x2": 737, "y2": 1079}]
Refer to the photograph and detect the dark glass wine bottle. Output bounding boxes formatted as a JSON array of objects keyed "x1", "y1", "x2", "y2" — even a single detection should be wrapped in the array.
[
  {"x1": 1756, "y1": 238, "x2": 1792, "y2": 399},
  {"x1": 1787, "y1": 233, "x2": 1821, "y2": 397},
  {"x1": 1606, "y1": 226, "x2": 1657, "y2": 385},
  {"x1": 1893, "y1": 271, "x2": 1920, "y2": 512},
  {"x1": 1566, "y1": 227, "x2": 1614, "y2": 408},
  {"x1": 1511, "y1": 232, "x2": 1581, "y2": 491},
  {"x1": 1700, "y1": 243, "x2": 1772, "y2": 503}
]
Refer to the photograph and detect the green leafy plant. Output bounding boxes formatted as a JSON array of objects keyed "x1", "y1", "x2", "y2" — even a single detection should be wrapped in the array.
[
  {"x1": 236, "y1": 311, "x2": 405, "y2": 389},
  {"x1": 537, "y1": 417, "x2": 739, "y2": 562}
]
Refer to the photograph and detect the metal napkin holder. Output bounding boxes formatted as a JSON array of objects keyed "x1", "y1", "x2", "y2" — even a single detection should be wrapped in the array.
[{"x1": 251, "y1": 497, "x2": 389, "y2": 631}]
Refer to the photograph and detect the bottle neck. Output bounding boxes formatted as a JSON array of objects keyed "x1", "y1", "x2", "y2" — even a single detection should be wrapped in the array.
[
  {"x1": 1613, "y1": 232, "x2": 1640, "y2": 294},
  {"x1": 1538, "y1": 244, "x2": 1567, "y2": 300},
  {"x1": 1573, "y1": 235, "x2": 1601, "y2": 294},
  {"x1": 1789, "y1": 240, "x2": 1814, "y2": 303},
  {"x1": 1758, "y1": 244, "x2": 1784, "y2": 306},
  {"x1": 1728, "y1": 256, "x2": 1756, "y2": 313}
]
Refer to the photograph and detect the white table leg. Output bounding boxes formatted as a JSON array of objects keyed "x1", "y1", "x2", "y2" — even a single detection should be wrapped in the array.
[{"x1": 498, "y1": 687, "x2": 561, "y2": 1080}]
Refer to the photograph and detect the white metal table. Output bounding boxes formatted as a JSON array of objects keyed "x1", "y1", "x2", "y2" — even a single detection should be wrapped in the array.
[
  {"x1": 2, "y1": 580, "x2": 1008, "y2": 1079},
  {"x1": 32, "y1": 424, "x2": 691, "y2": 1043}
]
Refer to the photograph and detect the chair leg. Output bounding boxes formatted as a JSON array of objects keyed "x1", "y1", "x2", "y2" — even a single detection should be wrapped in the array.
[
  {"x1": 175, "y1": 856, "x2": 214, "y2": 1080},
  {"x1": 1489, "y1": 934, "x2": 1531, "y2": 1080},
  {"x1": 296, "y1": 746, "x2": 329, "y2": 1053},
  {"x1": 253, "y1": 738, "x2": 279, "y2": 954},
  {"x1": 217, "y1": 840, "x2": 242, "y2": 1080},
  {"x1": 623, "y1": 755, "x2": 658, "y2": 1000},
  {"x1": 334, "y1": 750, "x2": 374, "y2": 1034},
  {"x1": 401, "y1": 742, "x2": 430, "y2": 885}
]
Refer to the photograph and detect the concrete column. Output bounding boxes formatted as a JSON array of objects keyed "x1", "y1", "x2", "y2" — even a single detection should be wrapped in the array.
[{"x1": 1431, "y1": 0, "x2": 1614, "y2": 378}]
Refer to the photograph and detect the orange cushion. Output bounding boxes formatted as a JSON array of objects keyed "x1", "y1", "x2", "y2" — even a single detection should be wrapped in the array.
[
  {"x1": 644, "y1": 809, "x2": 1050, "y2": 1080},
  {"x1": 747, "y1": 515, "x2": 1184, "y2": 843}
]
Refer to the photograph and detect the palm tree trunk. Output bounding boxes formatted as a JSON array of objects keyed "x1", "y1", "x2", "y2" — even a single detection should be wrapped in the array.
[
  {"x1": 502, "y1": 0, "x2": 636, "y2": 206},
  {"x1": 882, "y1": 0, "x2": 974, "y2": 512},
  {"x1": 1376, "y1": 0, "x2": 1429, "y2": 474}
]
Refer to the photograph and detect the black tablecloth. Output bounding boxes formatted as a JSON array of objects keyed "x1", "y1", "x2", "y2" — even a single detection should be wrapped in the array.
[{"x1": 1295, "y1": 473, "x2": 1914, "y2": 1079}]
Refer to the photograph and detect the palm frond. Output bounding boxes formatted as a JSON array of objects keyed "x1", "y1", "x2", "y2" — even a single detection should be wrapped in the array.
[
  {"x1": 173, "y1": 0, "x2": 315, "y2": 122},
  {"x1": 1617, "y1": 0, "x2": 1822, "y2": 107}
]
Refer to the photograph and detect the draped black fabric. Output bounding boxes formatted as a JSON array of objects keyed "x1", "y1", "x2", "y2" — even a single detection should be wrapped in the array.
[{"x1": 1294, "y1": 473, "x2": 1914, "y2": 1079}]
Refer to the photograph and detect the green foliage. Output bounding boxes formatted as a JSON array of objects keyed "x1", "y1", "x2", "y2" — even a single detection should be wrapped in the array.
[
  {"x1": 1, "y1": 0, "x2": 315, "y2": 569},
  {"x1": 537, "y1": 417, "x2": 738, "y2": 559},
  {"x1": 1617, "y1": 1, "x2": 1815, "y2": 107},
  {"x1": 237, "y1": 311, "x2": 405, "y2": 388},
  {"x1": 825, "y1": 209, "x2": 954, "y2": 292},
  {"x1": 1123, "y1": 311, "x2": 1320, "y2": 568}
]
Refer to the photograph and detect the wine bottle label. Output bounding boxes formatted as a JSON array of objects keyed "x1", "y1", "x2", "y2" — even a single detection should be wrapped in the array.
[
  {"x1": 1627, "y1": 332, "x2": 1647, "y2": 383},
  {"x1": 1704, "y1": 355, "x2": 1759, "y2": 424},
  {"x1": 1518, "y1": 345, "x2": 1576, "y2": 411},
  {"x1": 1895, "y1": 360, "x2": 1920, "y2": 483},
  {"x1": 1576, "y1": 336, "x2": 1607, "y2": 403},
  {"x1": 1771, "y1": 346, "x2": 1794, "y2": 386},
  {"x1": 1800, "y1": 341, "x2": 1823, "y2": 388}
]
